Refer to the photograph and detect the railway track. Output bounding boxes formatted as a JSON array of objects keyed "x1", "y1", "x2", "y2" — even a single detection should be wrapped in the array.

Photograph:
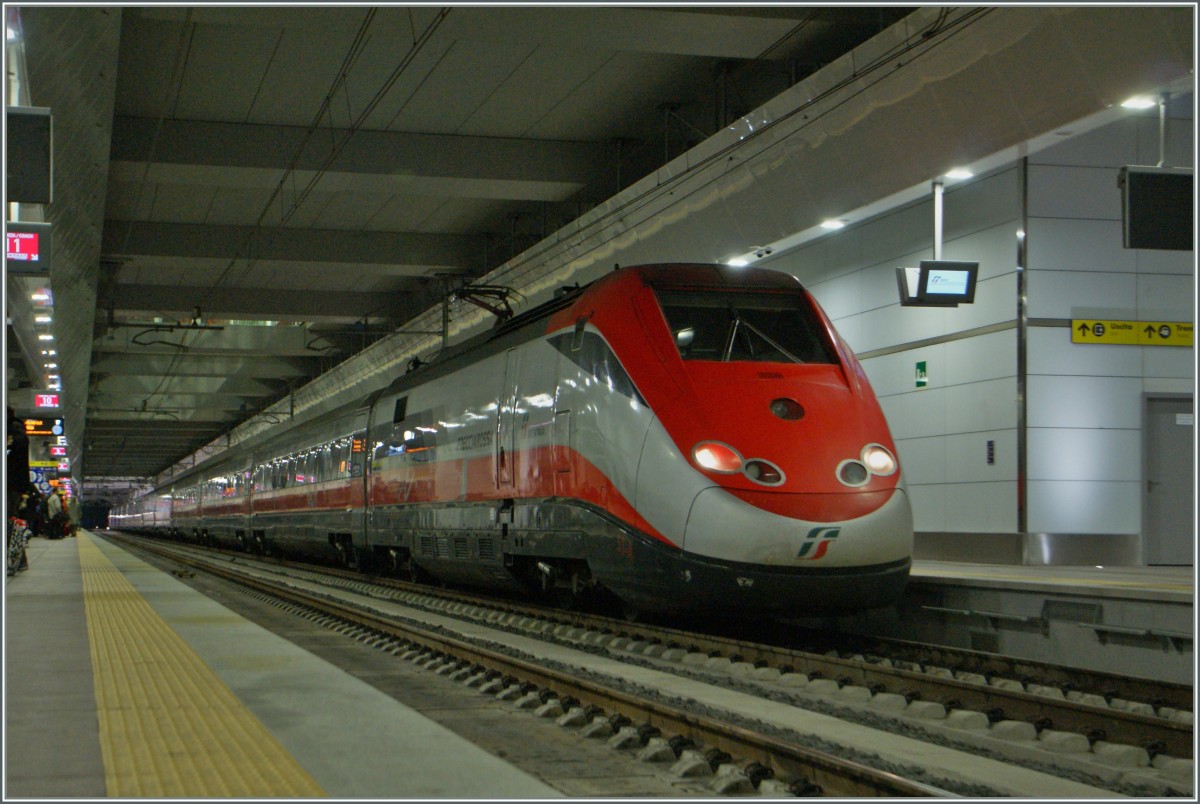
[{"x1": 105, "y1": 531, "x2": 1193, "y2": 796}]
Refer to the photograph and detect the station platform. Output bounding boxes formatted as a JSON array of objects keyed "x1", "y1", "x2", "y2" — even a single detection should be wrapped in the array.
[
  {"x1": 833, "y1": 559, "x2": 1195, "y2": 685},
  {"x1": 3, "y1": 531, "x2": 561, "y2": 798}
]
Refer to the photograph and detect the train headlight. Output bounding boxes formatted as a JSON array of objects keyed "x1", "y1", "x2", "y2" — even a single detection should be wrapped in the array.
[
  {"x1": 693, "y1": 442, "x2": 743, "y2": 473},
  {"x1": 862, "y1": 444, "x2": 897, "y2": 476}
]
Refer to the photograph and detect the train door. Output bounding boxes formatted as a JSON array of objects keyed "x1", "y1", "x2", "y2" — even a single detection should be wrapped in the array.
[
  {"x1": 354, "y1": 394, "x2": 381, "y2": 546},
  {"x1": 497, "y1": 349, "x2": 519, "y2": 488}
]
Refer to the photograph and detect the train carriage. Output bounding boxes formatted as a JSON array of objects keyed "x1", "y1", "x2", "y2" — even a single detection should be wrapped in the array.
[{"x1": 121, "y1": 264, "x2": 913, "y2": 618}]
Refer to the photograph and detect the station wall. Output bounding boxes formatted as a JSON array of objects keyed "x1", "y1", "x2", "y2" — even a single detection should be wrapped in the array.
[
  {"x1": 1024, "y1": 93, "x2": 1194, "y2": 557},
  {"x1": 766, "y1": 93, "x2": 1194, "y2": 565}
]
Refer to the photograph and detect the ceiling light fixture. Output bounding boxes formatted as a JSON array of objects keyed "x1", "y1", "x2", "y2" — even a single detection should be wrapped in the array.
[
  {"x1": 37, "y1": 334, "x2": 54, "y2": 341},
  {"x1": 945, "y1": 168, "x2": 974, "y2": 180},
  {"x1": 35, "y1": 315, "x2": 52, "y2": 323},
  {"x1": 1120, "y1": 96, "x2": 1156, "y2": 109},
  {"x1": 820, "y1": 219, "x2": 845, "y2": 230}
]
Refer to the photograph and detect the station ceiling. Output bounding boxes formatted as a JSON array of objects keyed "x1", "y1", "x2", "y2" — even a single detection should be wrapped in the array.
[{"x1": 5, "y1": 5, "x2": 914, "y2": 497}]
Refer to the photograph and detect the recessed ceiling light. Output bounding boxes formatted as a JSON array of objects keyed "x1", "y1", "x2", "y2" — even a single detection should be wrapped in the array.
[
  {"x1": 820, "y1": 219, "x2": 845, "y2": 230},
  {"x1": 726, "y1": 258, "x2": 749, "y2": 268},
  {"x1": 1120, "y1": 96, "x2": 1156, "y2": 110},
  {"x1": 37, "y1": 334, "x2": 54, "y2": 341},
  {"x1": 945, "y1": 168, "x2": 974, "y2": 180}
]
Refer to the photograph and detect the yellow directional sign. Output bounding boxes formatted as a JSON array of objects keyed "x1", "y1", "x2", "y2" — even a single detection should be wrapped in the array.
[{"x1": 1072, "y1": 320, "x2": 1193, "y2": 347}]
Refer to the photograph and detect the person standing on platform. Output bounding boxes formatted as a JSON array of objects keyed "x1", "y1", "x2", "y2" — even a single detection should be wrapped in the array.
[
  {"x1": 27, "y1": 490, "x2": 46, "y2": 538},
  {"x1": 67, "y1": 493, "x2": 80, "y2": 537},
  {"x1": 46, "y1": 488, "x2": 69, "y2": 539}
]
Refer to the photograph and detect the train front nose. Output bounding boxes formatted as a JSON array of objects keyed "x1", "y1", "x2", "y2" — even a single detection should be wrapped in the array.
[
  {"x1": 682, "y1": 484, "x2": 913, "y2": 568},
  {"x1": 675, "y1": 486, "x2": 913, "y2": 615}
]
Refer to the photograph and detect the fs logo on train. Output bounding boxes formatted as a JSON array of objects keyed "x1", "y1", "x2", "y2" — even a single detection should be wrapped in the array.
[{"x1": 797, "y1": 527, "x2": 840, "y2": 559}]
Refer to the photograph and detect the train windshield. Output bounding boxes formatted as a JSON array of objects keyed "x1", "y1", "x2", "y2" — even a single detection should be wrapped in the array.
[{"x1": 654, "y1": 289, "x2": 838, "y2": 364}]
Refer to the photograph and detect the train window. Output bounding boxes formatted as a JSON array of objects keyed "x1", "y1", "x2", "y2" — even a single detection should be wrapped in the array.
[
  {"x1": 550, "y1": 329, "x2": 642, "y2": 402},
  {"x1": 654, "y1": 289, "x2": 837, "y2": 364},
  {"x1": 571, "y1": 315, "x2": 589, "y2": 351}
]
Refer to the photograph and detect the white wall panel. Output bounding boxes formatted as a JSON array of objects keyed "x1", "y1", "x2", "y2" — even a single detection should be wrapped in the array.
[
  {"x1": 945, "y1": 430, "x2": 1017, "y2": 482},
  {"x1": 1135, "y1": 247, "x2": 1194, "y2": 275},
  {"x1": 1027, "y1": 427, "x2": 1142, "y2": 481},
  {"x1": 943, "y1": 169, "x2": 1021, "y2": 241},
  {"x1": 944, "y1": 329, "x2": 1017, "y2": 383},
  {"x1": 944, "y1": 272, "x2": 1017, "y2": 328},
  {"x1": 859, "y1": 260, "x2": 907, "y2": 312},
  {"x1": 1142, "y1": 347, "x2": 1195, "y2": 379},
  {"x1": 944, "y1": 482, "x2": 1018, "y2": 532},
  {"x1": 878, "y1": 387, "x2": 947, "y2": 440},
  {"x1": 1026, "y1": 375, "x2": 1144, "y2": 429},
  {"x1": 906, "y1": 483, "x2": 947, "y2": 532},
  {"x1": 894, "y1": 436, "x2": 946, "y2": 485},
  {"x1": 945, "y1": 379, "x2": 1019, "y2": 432},
  {"x1": 949, "y1": 221, "x2": 1021, "y2": 282},
  {"x1": 1027, "y1": 165, "x2": 1122, "y2": 220},
  {"x1": 807, "y1": 271, "x2": 861, "y2": 321},
  {"x1": 849, "y1": 303, "x2": 947, "y2": 354},
  {"x1": 1025, "y1": 218, "x2": 1135, "y2": 273},
  {"x1": 1026, "y1": 270, "x2": 1137, "y2": 320},
  {"x1": 1137, "y1": 273, "x2": 1195, "y2": 321},
  {"x1": 1027, "y1": 480, "x2": 1141, "y2": 534},
  {"x1": 1031, "y1": 116, "x2": 1138, "y2": 167},
  {"x1": 855, "y1": 204, "x2": 929, "y2": 268},
  {"x1": 1026, "y1": 327, "x2": 1142, "y2": 377}
]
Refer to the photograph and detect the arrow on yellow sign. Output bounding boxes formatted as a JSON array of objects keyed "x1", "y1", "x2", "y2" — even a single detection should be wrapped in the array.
[{"x1": 1072, "y1": 319, "x2": 1193, "y2": 347}]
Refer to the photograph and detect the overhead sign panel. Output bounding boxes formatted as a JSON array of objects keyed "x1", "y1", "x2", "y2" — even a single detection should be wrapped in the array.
[
  {"x1": 1118, "y1": 165, "x2": 1193, "y2": 251},
  {"x1": 1072, "y1": 319, "x2": 1193, "y2": 347},
  {"x1": 5, "y1": 221, "x2": 51, "y2": 276},
  {"x1": 6, "y1": 106, "x2": 53, "y2": 204}
]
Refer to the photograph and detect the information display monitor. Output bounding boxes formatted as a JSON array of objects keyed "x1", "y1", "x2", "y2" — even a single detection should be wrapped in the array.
[{"x1": 896, "y1": 260, "x2": 979, "y2": 307}]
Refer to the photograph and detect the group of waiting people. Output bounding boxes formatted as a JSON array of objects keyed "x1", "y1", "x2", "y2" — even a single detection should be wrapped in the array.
[
  {"x1": 13, "y1": 488, "x2": 76, "y2": 540},
  {"x1": 8, "y1": 406, "x2": 78, "y2": 576}
]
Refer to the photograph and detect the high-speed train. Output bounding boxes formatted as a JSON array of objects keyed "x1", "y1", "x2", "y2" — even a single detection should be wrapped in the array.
[{"x1": 112, "y1": 263, "x2": 913, "y2": 618}]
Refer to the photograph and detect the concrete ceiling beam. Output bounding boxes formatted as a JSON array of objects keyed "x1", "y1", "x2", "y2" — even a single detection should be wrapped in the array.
[
  {"x1": 102, "y1": 220, "x2": 483, "y2": 272},
  {"x1": 110, "y1": 116, "x2": 614, "y2": 187}
]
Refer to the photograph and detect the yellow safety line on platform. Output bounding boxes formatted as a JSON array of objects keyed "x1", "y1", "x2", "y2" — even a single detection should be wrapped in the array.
[{"x1": 77, "y1": 533, "x2": 326, "y2": 797}]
